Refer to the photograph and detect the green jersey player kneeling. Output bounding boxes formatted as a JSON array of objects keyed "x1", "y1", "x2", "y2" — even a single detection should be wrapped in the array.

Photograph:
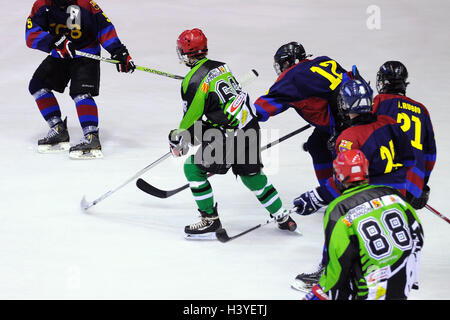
[
  {"x1": 169, "y1": 28, "x2": 298, "y2": 240},
  {"x1": 303, "y1": 149, "x2": 424, "y2": 300}
]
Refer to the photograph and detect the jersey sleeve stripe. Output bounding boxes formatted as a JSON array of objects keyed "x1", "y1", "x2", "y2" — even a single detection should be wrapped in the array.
[
  {"x1": 101, "y1": 37, "x2": 120, "y2": 50},
  {"x1": 254, "y1": 97, "x2": 283, "y2": 118}
]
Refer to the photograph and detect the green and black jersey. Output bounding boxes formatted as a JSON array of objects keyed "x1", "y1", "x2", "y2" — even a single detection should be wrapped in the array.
[
  {"x1": 177, "y1": 58, "x2": 256, "y2": 136},
  {"x1": 319, "y1": 184, "x2": 424, "y2": 300}
]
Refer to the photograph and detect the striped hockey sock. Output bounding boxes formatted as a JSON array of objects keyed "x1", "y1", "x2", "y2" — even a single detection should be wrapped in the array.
[
  {"x1": 73, "y1": 94, "x2": 99, "y2": 135},
  {"x1": 240, "y1": 172, "x2": 283, "y2": 215},
  {"x1": 33, "y1": 89, "x2": 62, "y2": 126},
  {"x1": 184, "y1": 156, "x2": 214, "y2": 214}
]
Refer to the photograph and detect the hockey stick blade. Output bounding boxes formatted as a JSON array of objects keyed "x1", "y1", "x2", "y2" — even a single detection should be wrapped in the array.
[
  {"x1": 80, "y1": 195, "x2": 92, "y2": 211},
  {"x1": 136, "y1": 178, "x2": 189, "y2": 198},
  {"x1": 216, "y1": 225, "x2": 262, "y2": 243},
  {"x1": 216, "y1": 209, "x2": 300, "y2": 243}
]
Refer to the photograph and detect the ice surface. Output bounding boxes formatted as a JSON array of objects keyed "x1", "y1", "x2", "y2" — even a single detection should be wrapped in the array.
[{"x1": 0, "y1": 0, "x2": 449, "y2": 299}]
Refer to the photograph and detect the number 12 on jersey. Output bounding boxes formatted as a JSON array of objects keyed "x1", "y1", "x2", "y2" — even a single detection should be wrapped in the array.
[{"x1": 310, "y1": 60, "x2": 343, "y2": 90}]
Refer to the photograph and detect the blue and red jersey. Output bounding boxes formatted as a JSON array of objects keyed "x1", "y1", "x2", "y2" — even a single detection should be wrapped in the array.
[
  {"x1": 254, "y1": 56, "x2": 351, "y2": 134},
  {"x1": 372, "y1": 94, "x2": 436, "y2": 198},
  {"x1": 318, "y1": 115, "x2": 416, "y2": 202},
  {"x1": 26, "y1": 0, "x2": 123, "y2": 58}
]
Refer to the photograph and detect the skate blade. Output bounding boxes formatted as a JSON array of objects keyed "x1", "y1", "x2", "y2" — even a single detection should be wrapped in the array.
[
  {"x1": 69, "y1": 149, "x2": 103, "y2": 160},
  {"x1": 38, "y1": 142, "x2": 70, "y2": 153},
  {"x1": 80, "y1": 196, "x2": 91, "y2": 211},
  {"x1": 184, "y1": 232, "x2": 218, "y2": 241},
  {"x1": 290, "y1": 279, "x2": 312, "y2": 293}
]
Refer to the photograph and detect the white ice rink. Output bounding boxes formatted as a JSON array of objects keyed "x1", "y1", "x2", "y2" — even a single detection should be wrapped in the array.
[{"x1": 0, "y1": 0, "x2": 449, "y2": 300}]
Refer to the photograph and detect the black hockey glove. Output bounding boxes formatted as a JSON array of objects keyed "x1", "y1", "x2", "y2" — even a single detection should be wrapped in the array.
[
  {"x1": 327, "y1": 134, "x2": 338, "y2": 152},
  {"x1": 52, "y1": 34, "x2": 75, "y2": 59},
  {"x1": 111, "y1": 46, "x2": 136, "y2": 73},
  {"x1": 169, "y1": 129, "x2": 189, "y2": 157},
  {"x1": 409, "y1": 185, "x2": 430, "y2": 210},
  {"x1": 293, "y1": 188, "x2": 327, "y2": 215}
]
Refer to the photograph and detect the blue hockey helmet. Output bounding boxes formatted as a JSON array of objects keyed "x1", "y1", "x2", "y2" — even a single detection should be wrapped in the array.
[{"x1": 338, "y1": 79, "x2": 374, "y2": 115}]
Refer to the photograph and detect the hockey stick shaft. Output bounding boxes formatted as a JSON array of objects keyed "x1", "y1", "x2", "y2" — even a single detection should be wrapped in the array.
[
  {"x1": 425, "y1": 204, "x2": 450, "y2": 224},
  {"x1": 75, "y1": 50, "x2": 185, "y2": 80},
  {"x1": 81, "y1": 152, "x2": 172, "y2": 210},
  {"x1": 136, "y1": 124, "x2": 313, "y2": 198}
]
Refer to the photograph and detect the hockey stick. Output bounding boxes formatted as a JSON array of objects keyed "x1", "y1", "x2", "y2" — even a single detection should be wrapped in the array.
[
  {"x1": 215, "y1": 209, "x2": 299, "y2": 243},
  {"x1": 75, "y1": 50, "x2": 185, "y2": 80},
  {"x1": 136, "y1": 124, "x2": 313, "y2": 198},
  {"x1": 425, "y1": 204, "x2": 450, "y2": 224},
  {"x1": 80, "y1": 152, "x2": 171, "y2": 211}
]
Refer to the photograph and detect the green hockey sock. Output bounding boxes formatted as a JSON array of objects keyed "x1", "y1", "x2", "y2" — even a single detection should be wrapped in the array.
[
  {"x1": 184, "y1": 155, "x2": 214, "y2": 214},
  {"x1": 240, "y1": 172, "x2": 283, "y2": 215}
]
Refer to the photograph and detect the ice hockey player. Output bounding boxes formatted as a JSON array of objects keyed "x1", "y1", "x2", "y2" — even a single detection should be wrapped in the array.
[
  {"x1": 293, "y1": 78, "x2": 415, "y2": 214},
  {"x1": 372, "y1": 61, "x2": 436, "y2": 210},
  {"x1": 26, "y1": 0, "x2": 135, "y2": 159},
  {"x1": 169, "y1": 28, "x2": 297, "y2": 239},
  {"x1": 254, "y1": 42, "x2": 355, "y2": 186},
  {"x1": 291, "y1": 78, "x2": 416, "y2": 290},
  {"x1": 301, "y1": 149, "x2": 424, "y2": 300}
]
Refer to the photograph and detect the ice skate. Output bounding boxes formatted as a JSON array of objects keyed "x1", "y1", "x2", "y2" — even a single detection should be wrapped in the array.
[
  {"x1": 291, "y1": 264, "x2": 325, "y2": 292},
  {"x1": 69, "y1": 131, "x2": 103, "y2": 159},
  {"x1": 37, "y1": 117, "x2": 70, "y2": 153},
  {"x1": 185, "y1": 206, "x2": 222, "y2": 240}
]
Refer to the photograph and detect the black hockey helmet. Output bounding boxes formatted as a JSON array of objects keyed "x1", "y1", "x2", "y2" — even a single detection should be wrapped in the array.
[
  {"x1": 376, "y1": 61, "x2": 409, "y2": 94},
  {"x1": 53, "y1": 0, "x2": 71, "y2": 7},
  {"x1": 273, "y1": 42, "x2": 308, "y2": 75}
]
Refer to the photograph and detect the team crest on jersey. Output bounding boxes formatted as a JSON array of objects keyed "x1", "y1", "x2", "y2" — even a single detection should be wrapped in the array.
[{"x1": 338, "y1": 140, "x2": 353, "y2": 153}]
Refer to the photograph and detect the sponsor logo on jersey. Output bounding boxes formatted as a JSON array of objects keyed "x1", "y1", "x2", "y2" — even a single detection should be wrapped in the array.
[
  {"x1": 201, "y1": 82, "x2": 209, "y2": 93},
  {"x1": 343, "y1": 202, "x2": 372, "y2": 226},
  {"x1": 366, "y1": 266, "x2": 390, "y2": 300},
  {"x1": 338, "y1": 139, "x2": 353, "y2": 153},
  {"x1": 229, "y1": 92, "x2": 246, "y2": 113},
  {"x1": 205, "y1": 68, "x2": 222, "y2": 83},
  {"x1": 90, "y1": 1, "x2": 101, "y2": 11},
  {"x1": 370, "y1": 198, "x2": 383, "y2": 209}
]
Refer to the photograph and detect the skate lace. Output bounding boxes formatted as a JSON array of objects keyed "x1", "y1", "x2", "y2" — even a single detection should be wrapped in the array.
[
  {"x1": 189, "y1": 215, "x2": 217, "y2": 230},
  {"x1": 43, "y1": 126, "x2": 62, "y2": 140},
  {"x1": 73, "y1": 135, "x2": 91, "y2": 147},
  {"x1": 190, "y1": 216, "x2": 209, "y2": 230}
]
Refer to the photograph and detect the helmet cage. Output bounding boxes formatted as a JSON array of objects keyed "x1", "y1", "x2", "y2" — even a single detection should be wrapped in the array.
[
  {"x1": 338, "y1": 79, "x2": 374, "y2": 115},
  {"x1": 376, "y1": 61, "x2": 409, "y2": 94}
]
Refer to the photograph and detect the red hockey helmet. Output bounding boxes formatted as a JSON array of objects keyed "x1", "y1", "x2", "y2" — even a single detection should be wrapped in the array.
[
  {"x1": 176, "y1": 28, "x2": 208, "y2": 66},
  {"x1": 333, "y1": 149, "x2": 369, "y2": 185}
]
